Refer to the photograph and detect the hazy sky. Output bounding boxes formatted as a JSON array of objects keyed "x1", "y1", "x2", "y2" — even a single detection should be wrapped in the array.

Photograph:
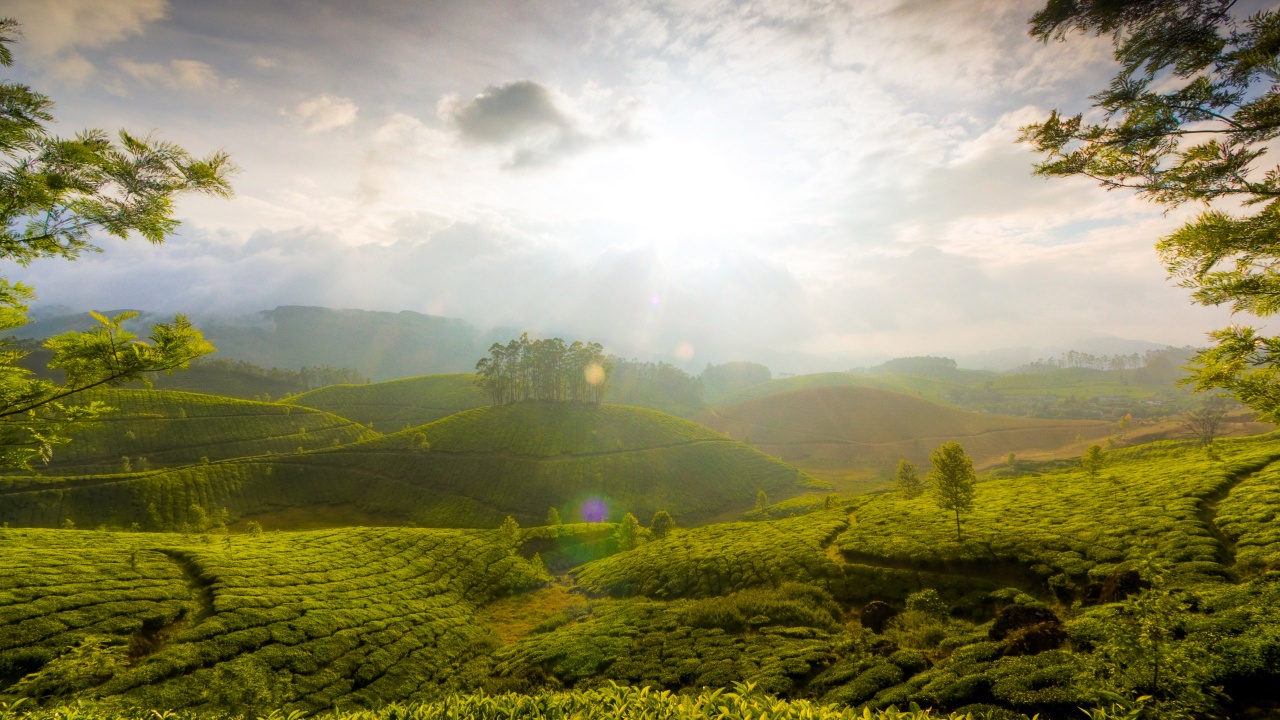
[{"x1": 4, "y1": 0, "x2": 1256, "y2": 366}]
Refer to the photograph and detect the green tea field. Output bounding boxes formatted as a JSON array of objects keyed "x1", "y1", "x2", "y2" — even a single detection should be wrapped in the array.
[
  {"x1": 0, "y1": 403, "x2": 816, "y2": 531},
  {"x1": 285, "y1": 375, "x2": 488, "y2": 431},
  {"x1": 4, "y1": 433, "x2": 1280, "y2": 719},
  {"x1": 17, "y1": 390, "x2": 378, "y2": 474}
]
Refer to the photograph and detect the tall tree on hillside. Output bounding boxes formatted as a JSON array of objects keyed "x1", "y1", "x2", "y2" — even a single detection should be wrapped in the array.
[
  {"x1": 0, "y1": 20, "x2": 232, "y2": 468},
  {"x1": 929, "y1": 442, "x2": 977, "y2": 541},
  {"x1": 1020, "y1": 2, "x2": 1280, "y2": 421},
  {"x1": 1082, "y1": 444, "x2": 1106, "y2": 479},
  {"x1": 895, "y1": 459, "x2": 924, "y2": 498}
]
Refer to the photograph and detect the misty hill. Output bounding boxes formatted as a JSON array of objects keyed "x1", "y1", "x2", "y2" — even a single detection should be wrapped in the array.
[
  {"x1": 698, "y1": 385, "x2": 1111, "y2": 468},
  {"x1": 0, "y1": 403, "x2": 816, "y2": 531},
  {"x1": 18, "y1": 389, "x2": 378, "y2": 474},
  {"x1": 13, "y1": 306, "x2": 498, "y2": 382},
  {"x1": 286, "y1": 374, "x2": 489, "y2": 430}
]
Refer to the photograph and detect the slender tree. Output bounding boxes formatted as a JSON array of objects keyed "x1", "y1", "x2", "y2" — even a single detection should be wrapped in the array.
[
  {"x1": 546, "y1": 507, "x2": 562, "y2": 526},
  {"x1": 1020, "y1": 2, "x2": 1280, "y2": 421},
  {"x1": 895, "y1": 459, "x2": 925, "y2": 498},
  {"x1": 928, "y1": 442, "x2": 977, "y2": 541},
  {"x1": 1081, "y1": 444, "x2": 1106, "y2": 479},
  {"x1": 615, "y1": 512, "x2": 642, "y2": 551},
  {"x1": 0, "y1": 20, "x2": 232, "y2": 468}
]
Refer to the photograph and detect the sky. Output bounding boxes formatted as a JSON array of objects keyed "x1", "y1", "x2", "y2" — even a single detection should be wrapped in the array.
[{"x1": 2, "y1": 0, "x2": 1261, "y2": 369}]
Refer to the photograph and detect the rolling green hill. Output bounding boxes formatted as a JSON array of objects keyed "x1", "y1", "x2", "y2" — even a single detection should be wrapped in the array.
[
  {"x1": 26, "y1": 389, "x2": 379, "y2": 474},
  {"x1": 4, "y1": 433, "x2": 1280, "y2": 718},
  {"x1": 697, "y1": 386, "x2": 1112, "y2": 481},
  {"x1": 285, "y1": 374, "x2": 489, "y2": 430},
  {"x1": 716, "y1": 365, "x2": 1201, "y2": 422},
  {"x1": 0, "y1": 404, "x2": 816, "y2": 531}
]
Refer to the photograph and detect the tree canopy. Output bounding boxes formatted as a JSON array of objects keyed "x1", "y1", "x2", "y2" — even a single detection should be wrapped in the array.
[
  {"x1": 0, "y1": 19, "x2": 234, "y2": 468},
  {"x1": 1021, "y1": 1, "x2": 1280, "y2": 420}
]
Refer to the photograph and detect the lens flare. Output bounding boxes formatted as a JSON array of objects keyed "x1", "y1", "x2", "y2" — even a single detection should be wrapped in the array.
[
  {"x1": 580, "y1": 498, "x2": 608, "y2": 522},
  {"x1": 674, "y1": 342, "x2": 695, "y2": 360},
  {"x1": 584, "y1": 362, "x2": 606, "y2": 386}
]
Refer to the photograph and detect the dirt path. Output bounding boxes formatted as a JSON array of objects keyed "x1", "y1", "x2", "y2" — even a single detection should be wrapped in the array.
[{"x1": 1196, "y1": 457, "x2": 1280, "y2": 578}]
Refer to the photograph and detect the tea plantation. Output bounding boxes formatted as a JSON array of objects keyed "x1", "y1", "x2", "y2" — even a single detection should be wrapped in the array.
[
  {"x1": 698, "y1": 386, "x2": 1111, "y2": 468},
  {"x1": 285, "y1": 375, "x2": 488, "y2": 431},
  {"x1": 20, "y1": 390, "x2": 378, "y2": 474},
  {"x1": 0, "y1": 527, "x2": 546, "y2": 714},
  {"x1": 3, "y1": 395, "x2": 1280, "y2": 719},
  {"x1": 0, "y1": 404, "x2": 815, "y2": 530}
]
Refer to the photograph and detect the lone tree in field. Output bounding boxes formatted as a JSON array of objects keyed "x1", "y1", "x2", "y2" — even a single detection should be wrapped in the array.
[
  {"x1": 1184, "y1": 399, "x2": 1229, "y2": 446},
  {"x1": 649, "y1": 509, "x2": 674, "y2": 539},
  {"x1": 0, "y1": 19, "x2": 232, "y2": 468},
  {"x1": 928, "y1": 442, "x2": 977, "y2": 541},
  {"x1": 1081, "y1": 444, "x2": 1106, "y2": 479},
  {"x1": 1021, "y1": 2, "x2": 1280, "y2": 421},
  {"x1": 895, "y1": 459, "x2": 924, "y2": 498},
  {"x1": 755, "y1": 490, "x2": 769, "y2": 515},
  {"x1": 615, "y1": 512, "x2": 642, "y2": 551},
  {"x1": 546, "y1": 507, "x2": 562, "y2": 526}
]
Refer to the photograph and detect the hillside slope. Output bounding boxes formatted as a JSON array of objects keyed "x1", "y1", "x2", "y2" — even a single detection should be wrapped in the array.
[
  {"x1": 698, "y1": 385, "x2": 1112, "y2": 470},
  {"x1": 0, "y1": 404, "x2": 815, "y2": 530},
  {"x1": 286, "y1": 374, "x2": 488, "y2": 430},
  {"x1": 26, "y1": 389, "x2": 379, "y2": 474},
  {"x1": 6, "y1": 434, "x2": 1280, "y2": 718}
]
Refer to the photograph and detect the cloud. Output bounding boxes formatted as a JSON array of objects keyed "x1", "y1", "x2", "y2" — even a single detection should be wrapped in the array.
[
  {"x1": 292, "y1": 94, "x2": 359, "y2": 133},
  {"x1": 4, "y1": 0, "x2": 167, "y2": 58},
  {"x1": 114, "y1": 58, "x2": 229, "y2": 92},
  {"x1": 5, "y1": 0, "x2": 167, "y2": 85},
  {"x1": 439, "y1": 80, "x2": 642, "y2": 167}
]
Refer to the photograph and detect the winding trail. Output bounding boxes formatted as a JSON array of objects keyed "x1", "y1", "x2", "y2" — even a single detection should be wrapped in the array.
[
  {"x1": 1196, "y1": 457, "x2": 1280, "y2": 579},
  {"x1": 156, "y1": 549, "x2": 216, "y2": 622}
]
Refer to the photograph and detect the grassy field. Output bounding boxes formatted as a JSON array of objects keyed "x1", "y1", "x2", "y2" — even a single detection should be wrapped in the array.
[
  {"x1": 697, "y1": 386, "x2": 1113, "y2": 489},
  {"x1": 285, "y1": 375, "x2": 488, "y2": 431},
  {"x1": 22, "y1": 390, "x2": 378, "y2": 474},
  {"x1": 0, "y1": 404, "x2": 816, "y2": 531}
]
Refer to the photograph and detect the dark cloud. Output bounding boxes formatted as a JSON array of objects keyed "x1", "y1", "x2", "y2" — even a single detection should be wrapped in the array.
[
  {"x1": 446, "y1": 80, "x2": 571, "y2": 144},
  {"x1": 441, "y1": 80, "x2": 640, "y2": 167}
]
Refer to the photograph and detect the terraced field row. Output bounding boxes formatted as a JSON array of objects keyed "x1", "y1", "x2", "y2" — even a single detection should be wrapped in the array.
[
  {"x1": 286, "y1": 375, "x2": 488, "y2": 431},
  {"x1": 0, "y1": 417, "x2": 810, "y2": 530},
  {"x1": 834, "y1": 435, "x2": 1280, "y2": 587},
  {"x1": 34, "y1": 390, "x2": 378, "y2": 473},
  {"x1": 382, "y1": 403, "x2": 726, "y2": 457},
  {"x1": 576, "y1": 512, "x2": 849, "y2": 599},
  {"x1": 0, "y1": 527, "x2": 546, "y2": 713}
]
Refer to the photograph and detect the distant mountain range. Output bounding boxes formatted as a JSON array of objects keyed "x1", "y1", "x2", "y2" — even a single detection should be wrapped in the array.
[
  {"x1": 13, "y1": 305, "x2": 1186, "y2": 379},
  {"x1": 17, "y1": 306, "x2": 510, "y2": 381}
]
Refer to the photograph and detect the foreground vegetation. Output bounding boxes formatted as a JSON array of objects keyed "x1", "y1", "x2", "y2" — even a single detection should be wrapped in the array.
[
  {"x1": 2, "y1": 431, "x2": 1279, "y2": 718},
  {"x1": 0, "y1": 685, "x2": 1060, "y2": 720}
]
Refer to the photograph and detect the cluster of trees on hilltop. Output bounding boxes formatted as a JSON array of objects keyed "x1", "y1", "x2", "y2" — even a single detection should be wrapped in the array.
[
  {"x1": 475, "y1": 334, "x2": 608, "y2": 404},
  {"x1": 1011, "y1": 347, "x2": 1197, "y2": 375}
]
